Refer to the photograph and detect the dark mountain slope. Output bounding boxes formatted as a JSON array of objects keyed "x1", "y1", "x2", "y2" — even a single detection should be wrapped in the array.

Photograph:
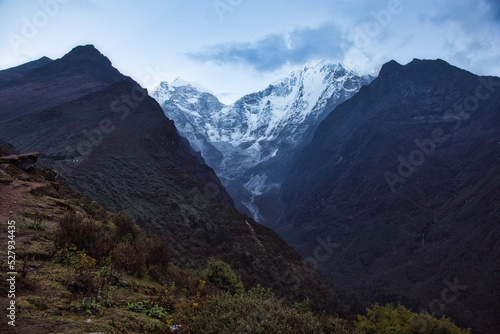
[
  {"x1": 279, "y1": 59, "x2": 500, "y2": 333},
  {"x1": 0, "y1": 56, "x2": 52, "y2": 86},
  {"x1": 0, "y1": 46, "x2": 341, "y2": 312},
  {"x1": 0, "y1": 45, "x2": 126, "y2": 123}
]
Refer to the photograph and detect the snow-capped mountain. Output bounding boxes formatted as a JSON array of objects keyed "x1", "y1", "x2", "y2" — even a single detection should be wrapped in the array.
[{"x1": 151, "y1": 60, "x2": 374, "y2": 223}]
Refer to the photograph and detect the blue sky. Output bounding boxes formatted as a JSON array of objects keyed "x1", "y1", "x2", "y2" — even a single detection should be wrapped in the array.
[{"x1": 1, "y1": 0, "x2": 499, "y2": 103}]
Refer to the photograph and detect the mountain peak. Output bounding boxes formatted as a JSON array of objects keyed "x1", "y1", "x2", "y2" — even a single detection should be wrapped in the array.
[
  {"x1": 379, "y1": 58, "x2": 475, "y2": 84},
  {"x1": 66, "y1": 44, "x2": 101, "y2": 56},
  {"x1": 170, "y1": 77, "x2": 213, "y2": 94},
  {"x1": 379, "y1": 59, "x2": 403, "y2": 76},
  {"x1": 293, "y1": 59, "x2": 333, "y2": 74},
  {"x1": 38, "y1": 56, "x2": 53, "y2": 62},
  {"x1": 151, "y1": 78, "x2": 215, "y2": 106},
  {"x1": 406, "y1": 58, "x2": 459, "y2": 73},
  {"x1": 302, "y1": 59, "x2": 328, "y2": 70},
  {"x1": 152, "y1": 58, "x2": 374, "y2": 223},
  {"x1": 62, "y1": 44, "x2": 112, "y2": 67}
]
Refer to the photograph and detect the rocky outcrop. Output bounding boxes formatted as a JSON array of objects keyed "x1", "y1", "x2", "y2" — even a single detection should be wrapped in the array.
[{"x1": 0, "y1": 152, "x2": 39, "y2": 171}]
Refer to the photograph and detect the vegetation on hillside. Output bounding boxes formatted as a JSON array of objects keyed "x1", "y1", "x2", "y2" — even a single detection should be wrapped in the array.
[{"x1": 0, "y1": 150, "x2": 470, "y2": 333}]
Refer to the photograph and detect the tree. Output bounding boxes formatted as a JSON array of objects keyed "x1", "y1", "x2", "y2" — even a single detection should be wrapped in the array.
[{"x1": 203, "y1": 258, "x2": 244, "y2": 295}]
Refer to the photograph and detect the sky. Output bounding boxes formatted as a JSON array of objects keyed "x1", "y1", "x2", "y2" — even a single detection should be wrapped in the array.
[{"x1": 1, "y1": 0, "x2": 499, "y2": 103}]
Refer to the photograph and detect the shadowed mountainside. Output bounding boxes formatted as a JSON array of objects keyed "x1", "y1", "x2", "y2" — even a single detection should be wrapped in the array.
[
  {"x1": 0, "y1": 56, "x2": 52, "y2": 86},
  {"x1": 279, "y1": 59, "x2": 500, "y2": 333}
]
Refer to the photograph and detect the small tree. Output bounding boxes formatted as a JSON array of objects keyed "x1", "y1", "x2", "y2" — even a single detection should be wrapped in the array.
[{"x1": 203, "y1": 258, "x2": 244, "y2": 295}]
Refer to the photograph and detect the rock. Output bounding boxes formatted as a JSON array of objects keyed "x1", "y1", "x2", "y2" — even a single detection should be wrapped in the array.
[
  {"x1": 0, "y1": 152, "x2": 39, "y2": 171},
  {"x1": 42, "y1": 168, "x2": 59, "y2": 181},
  {"x1": 20, "y1": 174, "x2": 29, "y2": 181},
  {"x1": 0, "y1": 169, "x2": 10, "y2": 177}
]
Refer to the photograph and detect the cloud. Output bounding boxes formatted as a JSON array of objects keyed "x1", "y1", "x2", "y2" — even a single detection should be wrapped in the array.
[
  {"x1": 186, "y1": 22, "x2": 345, "y2": 72},
  {"x1": 186, "y1": 0, "x2": 500, "y2": 77}
]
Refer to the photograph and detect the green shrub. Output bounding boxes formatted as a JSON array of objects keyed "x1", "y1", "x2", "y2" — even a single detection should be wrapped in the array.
[
  {"x1": 203, "y1": 258, "x2": 244, "y2": 295},
  {"x1": 25, "y1": 210, "x2": 45, "y2": 230},
  {"x1": 355, "y1": 304, "x2": 471, "y2": 334},
  {"x1": 26, "y1": 220, "x2": 45, "y2": 231},
  {"x1": 70, "y1": 296, "x2": 103, "y2": 315},
  {"x1": 187, "y1": 286, "x2": 352, "y2": 334},
  {"x1": 126, "y1": 300, "x2": 169, "y2": 320}
]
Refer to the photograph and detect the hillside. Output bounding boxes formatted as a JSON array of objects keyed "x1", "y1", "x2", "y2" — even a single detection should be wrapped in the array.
[{"x1": 0, "y1": 144, "x2": 469, "y2": 334}]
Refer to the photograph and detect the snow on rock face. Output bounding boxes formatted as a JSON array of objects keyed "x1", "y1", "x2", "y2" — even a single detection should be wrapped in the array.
[
  {"x1": 206, "y1": 61, "x2": 362, "y2": 146},
  {"x1": 151, "y1": 77, "x2": 213, "y2": 106},
  {"x1": 151, "y1": 61, "x2": 373, "y2": 222}
]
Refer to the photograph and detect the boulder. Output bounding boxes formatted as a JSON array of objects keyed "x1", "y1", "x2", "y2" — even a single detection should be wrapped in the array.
[
  {"x1": 42, "y1": 168, "x2": 59, "y2": 181},
  {"x1": 0, "y1": 152, "x2": 39, "y2": 171}
]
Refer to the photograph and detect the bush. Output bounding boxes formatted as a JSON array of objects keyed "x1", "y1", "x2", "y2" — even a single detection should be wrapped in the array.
[
  {"x1": 25, "y1": 210, "x2": 45, "y2": 231},
  {"x1": 203, "y1": 258, "x2": 244, "y2": 295},
  {"x1": 110, "y1": 242, "x2": 145, "y2": 275},
  {"x1": 68, "y1": 252, "x2": 113, "y2": 297},
  {"x1": 55, "y1": 213, "x2": 115, "y2": 259},
  {"x1": 141, "y1": 233, "x2": 173, "y2": 280},
  {"x1": 355, "y1": 304, "x2": 471, "y2": 334},
  {"x1": 114, "y1": 213, "x2": 141, "y2": 244},
  {"x1": 126, "y1": 300, "x2": 169, "y2": 320},
  {"x1": 70, "y1": 296, "x2": 103, "y2": 315},
  {"x1": 187, "y1": 286, "x2": 352, "y2": 334},
  {"x1": 56, "y1": 213, "x2": 174, "y2": 280},
  {"x1": 55, "y1": 213, "x2": 98, "y2": 249}
]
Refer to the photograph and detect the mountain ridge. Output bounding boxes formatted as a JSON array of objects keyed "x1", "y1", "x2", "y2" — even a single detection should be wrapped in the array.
[
  {"x1": 0, "y1": 56, "x2": 52, "y2": 86},
  {"x1": 278, "y1": 58, "x2": 500, "y2": 334}
]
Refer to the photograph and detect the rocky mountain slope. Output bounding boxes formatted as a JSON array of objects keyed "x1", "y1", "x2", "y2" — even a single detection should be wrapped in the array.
[
  {"x1": 279, "y1": 59, "x2": 500, "y2": 333},
  {"x1": 0, "y1": 45, "x2": 339, "y2": 311},
  {"x1": 152, "y1": 61, "x2": 373, "y2": 223},
  {"x1": 0, "y1": 56, "x2": 52, "y2": 86}
]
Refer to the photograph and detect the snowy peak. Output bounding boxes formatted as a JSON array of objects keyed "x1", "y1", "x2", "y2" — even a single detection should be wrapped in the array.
[
  {"x1": 219, "y1": 60, "x2": 371, "y2": 145},
  {"x1": 151, "y1": 77, "x2": 215, "y2": 106},
  {"x1": 169, "y1": 77, "x2": 213, "y2": 94},
  {"x1": 151, "y1": 60, "x2": 374, "y2": 222},
  {"x1": 152, "y1": 59, "x2": 373, "y2": 162}
]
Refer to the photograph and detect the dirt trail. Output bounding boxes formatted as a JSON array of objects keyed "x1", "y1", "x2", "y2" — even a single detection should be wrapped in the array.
[
  {"x1": 245, "y1": 220, "x2": 264, "y2": 251},
  {"x1": 0, "y1": 180, "x2": 43, "y2": 239}
]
